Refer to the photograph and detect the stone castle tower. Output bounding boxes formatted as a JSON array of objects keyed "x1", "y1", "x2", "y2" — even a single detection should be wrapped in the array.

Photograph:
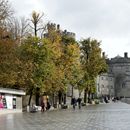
[{"x1": 107, "y1": 52, "x2": 130, "y2": 97}]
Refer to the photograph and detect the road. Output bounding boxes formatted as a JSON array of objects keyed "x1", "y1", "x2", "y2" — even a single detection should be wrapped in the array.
[{"x1": 0, "y1": 102, "x2": 130, "y2": 130}]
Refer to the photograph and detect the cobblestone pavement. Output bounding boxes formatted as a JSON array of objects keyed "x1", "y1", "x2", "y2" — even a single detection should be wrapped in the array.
[{"x1": 1, "y1": 102, "x2": 130, "y2": 130}]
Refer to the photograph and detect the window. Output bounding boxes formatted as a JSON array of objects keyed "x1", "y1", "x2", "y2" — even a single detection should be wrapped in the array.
[
  {"x1": 122, "y1": 82, "x2": 125, "y2": 88},
  {"x1": 102, "y1": 85, "x2": 104, "y2": 88},
  {"x1": 109, "y1": 69, "x2": 112, "y2": 73},
  {"x1": 98, "y1": 85, "x2": 100, "y2": 92}
]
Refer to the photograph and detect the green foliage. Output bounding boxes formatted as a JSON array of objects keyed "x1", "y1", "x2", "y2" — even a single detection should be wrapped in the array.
[
  {"x1": 0, "y1": 1, "x2": 110, "y2": 106},
  {"x1": 80, "y1": 38, "x2": 108, "y2": 93},
  {"x1": 17, "y1": 36, "x2": 55, "y2": 94},
  {"x1": 0, "y1": 1, "x2": 108, "y2": 101}
]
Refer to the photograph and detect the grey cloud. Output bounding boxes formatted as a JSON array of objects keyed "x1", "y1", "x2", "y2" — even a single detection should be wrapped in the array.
[
  {"x1": 42, "y1": 0, "x2": 130, "y2": 39},
  {"x1": 9, "y1": 0, "x2": 130, "y2": 57}
]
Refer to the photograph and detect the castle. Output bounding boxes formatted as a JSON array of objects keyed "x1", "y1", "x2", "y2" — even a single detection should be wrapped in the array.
[{"x1": 97, "y1": 52, "x2": 130, "y2": 98}]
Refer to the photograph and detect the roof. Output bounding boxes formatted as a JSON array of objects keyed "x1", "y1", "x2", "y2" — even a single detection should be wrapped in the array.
[
  {"x1": 107, "y1": 56, "x2": 130, "y2": 64},
  {"x1": 114, "y1": 55, "x2": 122, "y2": 58},
  {"x1": 0, "y1": 88, "x2": 26, "y2": 96}
]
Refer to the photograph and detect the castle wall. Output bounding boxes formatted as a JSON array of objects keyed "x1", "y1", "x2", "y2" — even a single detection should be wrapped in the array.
[
  {"x1": 96, "y1": 73, "x2": 115, "y2": 97},
  {"x1": 106, "y1": 54, "x2": 130, "y2": 98}
]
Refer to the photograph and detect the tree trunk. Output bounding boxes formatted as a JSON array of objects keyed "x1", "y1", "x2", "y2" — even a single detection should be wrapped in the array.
[
  {"x1": 84, "y1": 89, "x2": 87, "y2": 103},
  {"x1": 72, "y1": 86, "x2": 74, "y2": 97},
  {"x1": 58, "y1": 91, "x2": 62, "y2": 104},
  {"x1": 35, "y1": 88, "x2": 40, "y2": 106},
  {"x1": 91, "y1": 93, "x2": 94, "y2": 100},
  {"x1": 52, "y1": 93, "x2": 54, "y2": 107},
  {"x1": 34, "y1": 23, "x2": 37, "y2": 36},
  {"x1": 36, "y1": 94, "x2": 39, "y2": 106},
  {"x1": 28, "y1": 88, "x2": 33, "y2": 106},
  {"x1": 88, "y1": 91, "x2": 91, "y2": 103},
  {"x1": 63, "y1": 94, "x2": 66, "y2": 104}
]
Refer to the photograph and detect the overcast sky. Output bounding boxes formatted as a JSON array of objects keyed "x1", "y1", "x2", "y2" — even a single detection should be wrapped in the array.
[{"x1": 10, "y1": 0, "x2": 130, "y2": 58}]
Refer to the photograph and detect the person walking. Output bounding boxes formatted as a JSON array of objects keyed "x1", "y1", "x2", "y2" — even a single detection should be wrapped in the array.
[
  {"x1": 77, "y1": 97, "x2": 82, "y2": 109},
  {"x1": 46, "y1": 99, "x2": 51, "y2": 110},
  {"x1": 41, "y1": 101, "x2": 45, "y2": 112},
  {"x1": 71, "y1": 97, "x2": 77, "y2": 110}
]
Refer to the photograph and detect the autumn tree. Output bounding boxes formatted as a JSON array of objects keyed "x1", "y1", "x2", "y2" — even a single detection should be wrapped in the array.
[
  {"x1": 61, "y1": 34, "x2": 83, "y2": 98},
  {"x1": 40, "y1": 23, "x2": 81, "y2": 105},
  {"x1": 0, "y1": 0, "x2": 20, "y2": 89},
  {"x1": 42, "y1": 23, "x2": 66, "y2": 105},
  {"x1": 80, "y1": 38, "x2": 107, "y2": 103},
  {"x1": 0, "y1": 38, "x2": 20, "y2": 88},
  {"x1": 44, "y1": 24, "x2": 83, "y2": 104},
  {"x1": 17, "y1": 36, "x2": 56, "y2": 105}
]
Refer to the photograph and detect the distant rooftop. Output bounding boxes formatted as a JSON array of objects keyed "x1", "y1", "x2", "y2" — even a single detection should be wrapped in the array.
[
  {"x1": 107, "y1": 52, "x2": 130, "y2": 64},
  {"x1": 114, "y1": 55, "x2": 122, "y2": 58}
]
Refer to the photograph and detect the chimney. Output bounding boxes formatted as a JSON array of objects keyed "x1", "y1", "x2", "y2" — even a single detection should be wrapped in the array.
[
  {"x1": 57, "y1": 24, "x2": 60, "y2": 30},
  {"x1": 124, "y1": 52, "x2": 128, "y2": 58},
  {"x1": 64, "y1": 30, "x2": 67, "y2": 34},
  {"x1": 102, "y1": 52, "x2": 105, "y2": 58}
]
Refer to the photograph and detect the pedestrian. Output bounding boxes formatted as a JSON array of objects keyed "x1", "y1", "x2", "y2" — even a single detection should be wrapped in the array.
[
  {"x1": 77, "y1": 97, "x2": 82, "y2": 109},
  {"x1": 104, "y1": 96, "x2": 109, "y2": 103},
  {"x1": 0, "y1": 98, "x2": 3, "y2": 109},
  {"x1": 41, "y1": 101, "x2": 45, "y2": 112},
  {"x1": 46, "y1": 99, "x2": 51, "y2": 110},
  {"x1": 71, "y1": 97, "x2": 77, "y2": 110}
]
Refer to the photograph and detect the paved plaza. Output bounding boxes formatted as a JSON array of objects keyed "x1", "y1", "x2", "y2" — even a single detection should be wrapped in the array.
[{"x1": 0, "y1": 102, "x2": 130, "y2": 130}]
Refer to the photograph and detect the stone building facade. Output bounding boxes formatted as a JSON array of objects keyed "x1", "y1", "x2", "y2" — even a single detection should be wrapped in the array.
[
  {"x1": 97, "y1": 52, "x2": 130, "y2": 98},
  {"x1": 96, "y1": 73, "x2": 115, "y2": 97}
]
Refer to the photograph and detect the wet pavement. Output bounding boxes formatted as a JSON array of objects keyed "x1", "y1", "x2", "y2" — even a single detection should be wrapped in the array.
[{"x1": 0, "y1": 102, "x2": 130, "y2": 130}]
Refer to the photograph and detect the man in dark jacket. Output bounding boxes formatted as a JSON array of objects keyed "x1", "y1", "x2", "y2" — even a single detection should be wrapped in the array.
[
  {"x1": 77, "y1": 97, "x2": 82, "y2": 109},
  {"x1": 71, "y1": 97, "x2": 77, "y2": 110}
]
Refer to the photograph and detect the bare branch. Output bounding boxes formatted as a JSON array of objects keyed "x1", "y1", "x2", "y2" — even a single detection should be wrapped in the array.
[{"x1": 0, "y1": 0, "x2": 13, "y2": 22}]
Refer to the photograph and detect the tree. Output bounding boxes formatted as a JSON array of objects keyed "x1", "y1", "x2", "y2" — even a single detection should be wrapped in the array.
[
  {"x1": 0, "y1": 0, "x2": 12, "y2": 22},
  {"x1": 17, "y1": 36, "x2": 56, "y2": 105},
  {"x1": 7, "y1": 17, "x2": 29, "y2": 42},
  {"x1": 29, "y1": 11, "x2": 45, "y2": 37},
  {"x1": 42, "y1": 23, "x2": 65, "y2": 105},
  {"x1": 80, "y1": 38, "x2": 107, "y2": 103},
  {"x1": 61, "y1": 35, "x2": 83, "y2": 98},
  {"x1": 42, "y1": 23, "x2": 82, "y2": 105},
  {"x1": 0, "y1": 0, "x2": 13, "y2": 39},
  {"x1": 0, "y1": 38, "x2": 20, "y2": 88},
  {"x1": 0, "y1": 1, "x2": 23, "y2": 89}
]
